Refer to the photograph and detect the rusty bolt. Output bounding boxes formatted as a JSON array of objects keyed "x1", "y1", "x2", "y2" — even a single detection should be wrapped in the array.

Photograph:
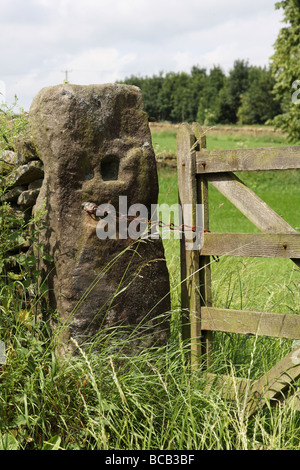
[
  {"x1": 182, "y1": 162, "x2": 186, "y2": 167},
  {"x1": 201, "y1": 161, "x2": 207, "y2": 169},
  {"x1": 282, "y1": 243, "x2": 288, "y2": 249}
]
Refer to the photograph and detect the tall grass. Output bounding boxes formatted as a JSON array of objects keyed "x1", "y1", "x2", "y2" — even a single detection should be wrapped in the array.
[
  {"x1": 1, "y1": 305, "x2": 300, "y2": 450},
  {"x1": 0, "y1": 120, "x2": 300, "y2": 450},
  {"x1": 1, "y1": 248, "x2": 300, "y2": 450}
]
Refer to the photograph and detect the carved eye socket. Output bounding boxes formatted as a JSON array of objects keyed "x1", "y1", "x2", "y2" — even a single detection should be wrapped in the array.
[{"x1": 101, "y1": 155, "x2": 119, "y2": 181}]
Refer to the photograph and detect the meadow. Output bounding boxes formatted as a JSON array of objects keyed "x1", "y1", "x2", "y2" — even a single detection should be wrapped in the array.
[{"x1": 0, "y1": 122, "x2": 300, "y2": 450}]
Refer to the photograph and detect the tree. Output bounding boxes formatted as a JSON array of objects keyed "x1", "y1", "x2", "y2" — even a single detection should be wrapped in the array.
[
  {"x1": 197, "y1": 65, "x2": 226, "y2": 125},
  {"x1": 170, "y1": 72, "x2": 195, "y2": 122},
  {"x1": 237, "y1": 66, "x2": 282, "y2": 125},
  {"x1": 216, "y1": 60, "x2": 250, "y2": 124},
  {"x1": 270, "y1": 0, "x2": 300, "y2": 141},
  {"x1": 157, "y1": 71, "x2": 195, "y2": 122},
  {"x1": 119, "y1": 74, "x2": 164, "y2": 121},
  {"x1": 141, "y1": 73, "x2": 165, "y2": 121},
  {"x1": 190, "y1": 66, "x2": 207, "y2": 121},
  {"x1": 155, "y1": 72, "x2": 175, "y2": 121}
]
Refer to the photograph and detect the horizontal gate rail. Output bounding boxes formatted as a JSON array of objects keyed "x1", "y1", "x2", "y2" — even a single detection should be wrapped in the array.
[
  {"x1": 201, "y1": 307, "x2": 300, "y2": 340},
  {"x1": 196, "y1": 145, "x2": 300, "y2": 173},
  {"x1": 201, "y1": 232, "x2": 300, "y2": 258},
  {"x1": 204, "y1": 373, "x2": 250, "y2": 401},
  {"x1": 247, "y1": 352, "x2": 300, "y2": 415}
]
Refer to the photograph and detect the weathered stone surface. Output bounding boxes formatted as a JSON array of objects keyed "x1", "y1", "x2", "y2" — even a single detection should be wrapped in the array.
[
  {"x1": 29, "y1": 83, "x2": 171, "y2": 353},
  {"x1": 28, "y1": 178, "x2": 43, "y2": 190},
  {"x1": 1, "y1": 185, "x2": 27, "y2": 203},
  {"x1": 7, "y1": 161, "x2": 44, "y2": 187},
  {"x1": 17, "y1": 188, "x2": 40, "y2": 209},
  {"x1": 14, "y1": 136, "x2": 39, "y2": 164}
]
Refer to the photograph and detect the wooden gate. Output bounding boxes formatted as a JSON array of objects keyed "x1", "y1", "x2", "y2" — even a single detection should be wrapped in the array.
[{"x1": 177, "y1": 122, "x2": 300, "y2": 415}]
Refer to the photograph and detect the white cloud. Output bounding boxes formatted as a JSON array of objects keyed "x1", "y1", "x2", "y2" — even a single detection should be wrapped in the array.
[
  {"x1": 0, "y1": 0, "x2": 284, "y2": 110},
  {"x1": 185, "y1": 13, "x2": 282, "y2": 71},
  {"x1": 63, "y1": 48, "x2": 137, "y2": 84}
]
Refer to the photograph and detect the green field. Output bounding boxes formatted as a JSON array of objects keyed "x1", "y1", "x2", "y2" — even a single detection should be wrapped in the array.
[{"x1": 151, "y1": 124, "x2": 292, "y2": 154}]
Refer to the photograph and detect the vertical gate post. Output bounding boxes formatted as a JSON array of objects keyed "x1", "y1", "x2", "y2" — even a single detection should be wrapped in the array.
[
  {"x1": 192, "y1": 123, "x2": 213, "y2": 366},
  {"x1": 177, "y1": 123, "x2": 206, "y2": 365}
]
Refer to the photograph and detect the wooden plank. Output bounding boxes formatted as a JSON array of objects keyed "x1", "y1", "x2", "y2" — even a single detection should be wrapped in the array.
[
  {"x1": 196, "y1": 146, "x2": 300, "y2": 173},
  {"x1": 191, "y1": 122, "x2": 207, "y2": 151},
  {"x1": 192, "y1": 122, "x2": 213, "y2": 366},
  {"x1": 207, "y1": 172, "x2": 297, "y2": 234},
  {"x1": 201, "y1": 307, "x2": 300, "y2": 340},
  {"x1": 200, "y1": 232, "x2": 300, "y2": 258},
  {"x1": 177, "y1": 123, "x2": 202, "y2": 361},
  {"x1": 204, "y1": 372, "x2": 250, "y2": 401},
  {"x1": 247, "y1": 348, "x2": 300, "y2": 416}
]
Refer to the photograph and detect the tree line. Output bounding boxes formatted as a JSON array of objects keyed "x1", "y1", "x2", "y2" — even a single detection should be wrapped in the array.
[{"x1": 119, "y1": 60, "x2": 282, "y2": 126}]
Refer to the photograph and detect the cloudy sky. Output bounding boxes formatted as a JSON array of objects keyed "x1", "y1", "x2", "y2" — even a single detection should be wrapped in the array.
[{"x1": 0, "y1": 0, "x2": 283, "y2": 111}]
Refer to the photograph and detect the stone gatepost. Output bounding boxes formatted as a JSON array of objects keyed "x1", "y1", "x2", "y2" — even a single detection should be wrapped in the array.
[{"x1": 29, "y1": 83, "x2": 170, "y2": 353}]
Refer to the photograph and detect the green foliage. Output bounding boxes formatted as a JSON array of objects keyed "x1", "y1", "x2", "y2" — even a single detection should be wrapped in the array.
[
  {"x1": 270, "y1": 0, "x2": 300, "y2": 141},
  {"x1": 0, "y1": 96, "x2": 29, "y2": 151},
  {"x1": 120, "y1": 60, "x2": 280, "y2": 126},
  {"x1": 164, "y1": 72, "x2": 194, "y2": 122},
  {"x1": 196, "y1": 65, "x2": 226, "y2": 125},
  {"x1": 238, "y1": 67, "x2": 282, "y2": 125},
  {"x1": 217, "y1": 59, "x2": 251, "y2": 124},
  {"x1": 0, "y1": 98, "x2": 50, "y2": 350},
  {"x1": 122, "y1": 73, "x2": 165, "y2": 121},
  {"x1": 0, "y1": 182, "x2": 48, "y2": 285}
]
